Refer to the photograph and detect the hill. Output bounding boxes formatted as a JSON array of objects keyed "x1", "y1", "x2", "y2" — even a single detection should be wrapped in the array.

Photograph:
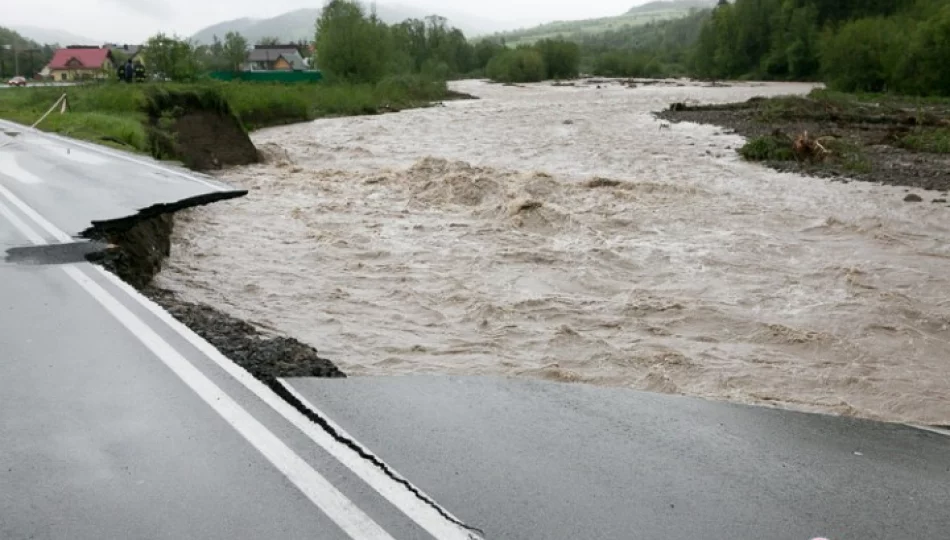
[
  {"x1": 488, "y1": 0, "x2": 715, "y2": 46},
  {"x1": 10, "y1": 25, "x2": 98, "y2": 46},
  {"x1": 628, "y1": 0, "x2": 715, "y2": 15},
  {"x1": 192, "y1": 4, "x2": 512, "y2": 44},
  {"x1": 0, "y1": 27, "x2": 56, "y2": 78}
]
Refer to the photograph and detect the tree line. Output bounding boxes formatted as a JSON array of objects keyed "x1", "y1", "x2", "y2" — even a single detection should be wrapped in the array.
[
  {"x1": 0, "y1": 28, "x2": 55, "y2": 79},
  {"x1": 314, "y1": 0, "x2": 582, "y2": 84},
  {"x1": 7, "y1": 0, "x2": 950, "y2": 97},
  {"x1": 691, "y1": 0, "x2": 950, "y2": 95}
]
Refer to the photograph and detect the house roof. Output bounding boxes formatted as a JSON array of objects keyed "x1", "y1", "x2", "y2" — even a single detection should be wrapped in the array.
[
  {"x1": 48, "y1": 48, "x2": 111, "y2": 70},
  {"x1": 105, "y1": 44, "x2": 142, "y2": 57},
  {"x1": 246, "y1": 48, "x2": 306, "y2": 70}
]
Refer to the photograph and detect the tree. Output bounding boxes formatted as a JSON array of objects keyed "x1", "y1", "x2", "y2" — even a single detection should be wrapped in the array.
[
  {"x1": 473, "y1": 39, "x2": 505, "y2": 72},
  {"x1": 818, "y1": 17, "x2": 901, "y2": 92},
  {"x1": 315, "y1": 0, "x2": 389, "y2": 83},
  {"x1": 486, "y1": 48, "x2": 546, "y2": 83},
  {"x1": 222, "y1": 32, "x2": 249, "y2": 72},
  {"x1": 257, "y1": 36, "x2": 281, "y2": 46},
  {"x1": 144, "y1": 33, "x2": 201, "y2": 81},
  {"x1": 0, "y1": 27, "x2": 52, "y2": 79},
  {"x1": 535, "y1": 39, "x2": 580, "y2": 79},
  {"x1": 893, "y1": 4, "x2": 950, "y2": 95}
]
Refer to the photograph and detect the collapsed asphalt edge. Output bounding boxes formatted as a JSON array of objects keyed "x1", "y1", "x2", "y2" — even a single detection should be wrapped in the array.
[
  {"x1": 77, "y1": 190, "x2": 248, "y2": 238},
  {"x1": 77, "y1": 193, "x2": 486, "y2": 537}
]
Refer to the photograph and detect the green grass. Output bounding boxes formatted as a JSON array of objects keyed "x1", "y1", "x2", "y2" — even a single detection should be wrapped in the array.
[
  {"x1": 739, "y1": 135, "x2": 795, "y2": 161},
  {"x1": 739, "y1": 133, "x2": 872, "y2": 173},
  {"x1": 0, "y1": 85, "x2": 149, "y2": 150},
  {"x1": 0, "y1": 76, "x2": 448, "y2": 154},
  {"x1": 41, "y1": 112, "x2": 148, "y2": 151},
  {"x1": 810, "y1": 88, "x2": 950, "y2": 108},
  {"x1": 824, "y1": 138, "x2": 873, "y2": 173},
  {"x1": 897, "y1": 128, "x2": 950, "y2": 154}
]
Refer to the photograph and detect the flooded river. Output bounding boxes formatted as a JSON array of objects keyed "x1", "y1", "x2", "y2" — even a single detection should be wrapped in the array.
[{"x1": 158, "y1": 79, "x2": 950, "y2": 425}]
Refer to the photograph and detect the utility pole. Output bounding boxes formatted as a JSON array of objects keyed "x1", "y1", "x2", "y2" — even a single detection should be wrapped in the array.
[{"x1": 1, "y1": 44, "x2": 10, "y2": 78}]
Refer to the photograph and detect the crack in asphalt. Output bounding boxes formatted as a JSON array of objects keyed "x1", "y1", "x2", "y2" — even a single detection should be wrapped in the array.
[{"x1": 272, "y1": 379, "x2": 486, "y2": 539}]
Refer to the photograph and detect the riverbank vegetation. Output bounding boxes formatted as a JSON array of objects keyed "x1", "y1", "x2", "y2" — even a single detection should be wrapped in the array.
[
  {"x1": 659, "y1": 89, "x2": 950, "y2": 192},
  {"x1": 0, "y1": 78, "x2": 447, "y2": 155},
  {"x1": 5, "y1": 0, "x2": 950, "y2": 174},
  {"x1": 0, "y1": 0, "x2": 459, "y2": 158},
  {"x1": 691, "y1": 0, "x2": 949, "y2": 96},
  {"x1": 474, "y1": 0, "x2": 950, "y2": 92}
]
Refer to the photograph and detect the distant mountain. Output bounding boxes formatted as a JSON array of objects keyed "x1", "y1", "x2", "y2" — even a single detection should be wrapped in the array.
[
  {"x1": 490, "y1": 1, "x2": 714, "y2": 46},
  {"x1": 192, "y1": 4, "x2": 514, "y2": 44},
  {"x1": 11, "y1": 25, "x2": 99, "y2": 46},
  {"x1": 627, "y1": 0, "x2": 716, "y2": 15}
]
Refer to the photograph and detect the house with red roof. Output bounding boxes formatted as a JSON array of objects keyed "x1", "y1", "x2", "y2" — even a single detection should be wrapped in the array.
[{"x1": 46, "y1": 47, "x2": 115, "y2": 82}]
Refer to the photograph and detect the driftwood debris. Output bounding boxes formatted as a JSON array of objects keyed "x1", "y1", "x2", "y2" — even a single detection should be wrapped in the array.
[{"x1": 792, "y1": 131, "x2": 829, "y2": 162}]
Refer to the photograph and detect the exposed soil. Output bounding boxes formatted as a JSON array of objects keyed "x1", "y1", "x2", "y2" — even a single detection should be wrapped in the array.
[
  {"x1": 142, "y1": 286, "x2": 343, "y2": 379},
  {"x1": 658, "y1": 95, "x2": 950, "y2": 194},
  {"x1": 172, "y1": 111, "x2": 260, "y2": 171},
  {"x1": 144, "y1": 88, "x2": 260, "y2": 172},
  {"x1": 79, "y1": 191, "x2": 247, "y2": 288}
]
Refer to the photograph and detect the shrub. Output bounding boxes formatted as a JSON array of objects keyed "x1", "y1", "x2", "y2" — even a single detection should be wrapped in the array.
[
  {"x1": 376, "y1": 74, "x2": 447, "y2": 104},
  {"x1": 818, "y1": 17, "x2": 903, "y2": 93},
  {"x1": 591, "y1": 51, "x2": 664, "y2": 78},
  {"x1": 739, "y1": 135, "x2": 795, "y2": 161},
  {"x1": 535, "y1": 39, "x2": 581, "y2": 79},
  {"x1": 486, "y1": 48, "x2": 546, "y2": 83}
]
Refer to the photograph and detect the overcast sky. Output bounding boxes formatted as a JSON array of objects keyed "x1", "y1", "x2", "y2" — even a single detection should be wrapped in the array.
[{"x1": 7, "y1": 0, "x2": 656, "y2": 44}]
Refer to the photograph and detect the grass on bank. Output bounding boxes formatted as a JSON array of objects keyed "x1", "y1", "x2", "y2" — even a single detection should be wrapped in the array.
[
  {"x1": 735, "y1": 88, "x2": 950, "y2": 171},
  {"x1": 754, "y1": 89, "x2": 950, "y2": 124},
  {"x1": 739, "y1": 133, "x2": 873, "y2": 173},
  {"x1": 897, "y1": 128, "x2": 950, "y2": 154},
  {"x1": 0, "y1": 76, "x2": 448, "y2": 153}
]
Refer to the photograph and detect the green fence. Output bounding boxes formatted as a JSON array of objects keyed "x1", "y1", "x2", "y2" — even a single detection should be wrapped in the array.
[{"x1": 209, "y1": 71, "x2": 324, "y2": 83}]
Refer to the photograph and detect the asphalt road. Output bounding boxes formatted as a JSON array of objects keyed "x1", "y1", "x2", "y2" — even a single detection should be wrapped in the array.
[
  {"x1": 2, "y1": 119, "x2": 948, "y2": 540},
  {"x1": 286, "y1": 376, "x2": 950, "y2": 540},
  {"x1": 0, "y1": 122, "x2": 474, "y2": 540}
]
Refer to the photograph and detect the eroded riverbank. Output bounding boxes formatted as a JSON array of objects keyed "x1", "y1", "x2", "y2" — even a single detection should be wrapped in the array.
[{"x1": 157, "y1": 79, "x2": 950, "y2": 425}]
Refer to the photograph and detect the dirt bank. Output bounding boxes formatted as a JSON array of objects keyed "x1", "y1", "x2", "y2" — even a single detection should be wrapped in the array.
[
  {"x1": 81, "y1": 195, "x2": 343, "y2": 380},
  {"x1": 658, "y1": 93, "x2": 950, "y2": 197},
  {"x1": 145, "y1": 88, "x2": 260, "y2": 171}
]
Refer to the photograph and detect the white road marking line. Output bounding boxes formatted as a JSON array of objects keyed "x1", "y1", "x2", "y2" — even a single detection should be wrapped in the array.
[
  {"x1": 0, "y1": 118, "x2": 224, "y2": 191},
  {"x1": 0, "y1": 196, "x2": 396, "y2": 540},
  {"x1": 97, "y1": 274, "x2": 477, "y2": 540},
  {"x1": 102, "y1": 264, "x2": 477, "y2": 540},
  {"x1": 0, "y1": 181, "x2": 479, "y2": 538},
  {"x1": 908, "y1": 424, "x2": 950, "y2": 437}
]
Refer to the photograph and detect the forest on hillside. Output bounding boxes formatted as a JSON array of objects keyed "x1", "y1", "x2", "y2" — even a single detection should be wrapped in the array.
[{"x1": 691, "y1": 0, "x2": 949, "y2": 95}]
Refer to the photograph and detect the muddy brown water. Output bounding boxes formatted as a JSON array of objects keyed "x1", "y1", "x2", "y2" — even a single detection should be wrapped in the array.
[{"x1": 157, "y1": 80, "x2": 950, "y2": 425}]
